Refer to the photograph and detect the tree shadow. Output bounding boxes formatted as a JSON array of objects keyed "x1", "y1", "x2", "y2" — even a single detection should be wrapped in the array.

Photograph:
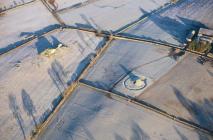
[
  {"x1": 175, "y1": 125, "x2": 212, "y2": 140},
  {"x1": 0, "y1": 39, "x2": 29, "y2": 55},
  {"x1": 117, "y1": 2, "x2": 206, "y2": 45},
  {"x1": 171, "y1": 86, "x2": 213, "y2": 132},
  {"x1": 76, "y1": 30, "x2": 96, "y2": 51},
  {"x1": 67, "y1": 37, "x2": 106, "y2": 85},
  {"x1": 51, "y1": 35, "x2": 62, "y2": 47},
  {"x1": 38, "y1": 108, "x2": 52, "y2": 125},
  {"x1": 75, "y1": 14, "x2": 95, "y2": 29},
  {"x1": 20, "y1": 24, "x2": 60, "y2": 38},
  {"x1": 174, "y1": 126, "x2": 188, "y2": 140},
  {"x1": 80, "y1": 125, "x2": 96, "y2": 140},
  {"x1": 21, "y1": 89, "x2": 37, "y2": 128},
  {"x1": 0, "y1": 24, "x2": 60, "y2": 55},
  {"x1": 207, "y1": 70, "x2": 213, "y2": 77},
  {"x1": 35, "y1": 36, "x2": 54, "y2": 54},
  {"x1": 35, "y1": 35, "x2": 62, "y2": 54},
  {"x1": 137, "y1": 7, "x2": 206, "y2": 44},
  {"x1": 114, "y1": 0, "x2": 175, "y2": 33},
  {"x1": 75, "y1": 14, "x2": 102, "y2": 31},
  {"x1": 68, "y1": 53, "x2": 95, "y2": 85},
  {"x1": 62, "y1": 90, "x2": 106, "y2": 140},
  {"x1": 38, "y1": 93, "x2": 63, "y2": 126},
  {"x1": 75, "y1": 41, "x2": 86, "y2": 54},
  {"x1": 38, "y1": 58, "x2": 66, "y2": 125},
  {"x1": 110, "y1": 64, "x2": 138, "y2": 91},
  {"x1": 130, "y1": 121, "x2": 150, "y2": 140},
  {"x1": 114, "y1": 121, "x2": 150, "y2": 140},
  {"x1": 109, "y1": 59, "x2": 167, "y2": 91},
  {"x1": 48, "y1": 59, "x2": 67, "y2": 95},
  {"x1": 115, "y1": 133, "x2": 126, "y2": 140},
  {"x1": 8, "y1": 94, "x2": 26, "y2": 140},
  {"x1": 119, "y1": 64, "x2": 140, "y2": 84},
  {"x1": 40, "y1": 39, "x2": 106, "y2": 128}
]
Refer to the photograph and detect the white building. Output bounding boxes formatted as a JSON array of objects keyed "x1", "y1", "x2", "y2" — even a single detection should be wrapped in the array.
[{"x1": 198, "y1": 28, "x2": 213, "y2": 44}]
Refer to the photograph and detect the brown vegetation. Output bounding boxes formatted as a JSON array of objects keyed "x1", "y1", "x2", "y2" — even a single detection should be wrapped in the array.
[{"x1": 188, "y1": 40, "x2": 212, "y2": 54}]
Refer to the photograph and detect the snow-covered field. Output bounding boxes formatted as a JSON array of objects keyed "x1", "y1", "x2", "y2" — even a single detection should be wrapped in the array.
[
  {"x1": 37, "y1": 84, "x2": 212, "y2": 140},
  {"x1": 82, "y1": 38, "x2": 213, "y2": 131},
  {"x1": 138, "y1": 53, "x2": 213, "y2": 131},
  {"x1": 0, "y1": 0, "x2": 59, "y2": 53},
  {"x1": 53, "y1": 0, "x2": 89, "y2": 11},
  {"x1": 0, "y1": 0, "x2": 34, "y2": 11},
  {"x1": 0, "y1": 29, "x2": 103, "y2": 140},
  {"x1": 0, "y1": 0, "x2": 213, "y2": 139},
  {"x1": 124, "y1": 0, "x2": 213, "y2": 45},
  {"x1": 82, "y1": 40, "x2": 179, "y2": 91},
  {"x1": 57, "y1": 0, "x2": 170, "y2": 31}
]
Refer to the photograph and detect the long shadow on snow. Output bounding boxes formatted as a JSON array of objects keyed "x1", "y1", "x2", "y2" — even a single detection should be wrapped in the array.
[
  {"x1": 207, "y1": 70, "x2": 213, "y2": 77},
  {"x1": 174, "y1": 126, "x2": 211, "y2": 140},
  {"x1": 115, "y1": 0, "x2": 190, "y2": 34},
  {"x1": 80, "y1": 44, "x2": 185, "y2": 95},
  {"x1": 68, "y1": 37, "x2": 106, "y2": 85},
  {"x1": 8, "y1": 94, "x2": 26, "y2": 140},
  {"x1": 75, "y1": 14, "x2": 102, "y2": 31},
  {"x1": 0, "y1": 24, "x2": 60, "y2": 55},
  {"x1": 48, "y1": 59, "x2": 67, "y2": 95},
  {"x1": 40, "y1": 37, "x2": 106, "y2": 128},
  {"x1": 55, "y1": 89, "x2": 108, "y2": 140},
  {"x1": 172, "y1": 86, "x2": 213, "y2": 132},
  {"x1": 174, "y1": 126, "x2": 189, "y2": 140},
  {"x1": 35, "y1": 36, "x2": 61, "y2": 54},
  {"x1": 120, "y1": 6, "x2": 206, "y2": 45},
  {"x1": 76, "y1": 30, "x2": 97, "y2": 51},
  {"x1": 21, "y1": 89, "x2": 37, "y2": 128},
  {"x1": 114, "y1": 0, "x2": 173, "y2": 34},
  {"x1": 114, "y1": 121, "x2": 150, "y2": 140}
]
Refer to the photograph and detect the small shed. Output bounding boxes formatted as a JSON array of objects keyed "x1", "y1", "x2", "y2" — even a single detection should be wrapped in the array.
[{"x1": 198, "y1": 28, "x2": 213, "y2": 44}]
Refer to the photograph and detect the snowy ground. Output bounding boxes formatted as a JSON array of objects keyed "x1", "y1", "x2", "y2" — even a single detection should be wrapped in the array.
[
  {"x1": 0, "y1": 0, "x2": 213, "y2": 139},
  {"x1": 57, "y1": 0, "x2": 170, "y2": 31},
  {"x1": 0, "y1": 0, "x2": 34, "y2": 12},
  {"x1": 0, "y1": 0, "x2": 59, "y2": 53},
  {"x1": 137, "y1": 53, "x2": 213, "y2": 131},
  {"x1": 123, "y1": 0, "x2": 213, "y2": 45},
  {"x1": 0, "y1": 29, "x2": 103, "y2": 140},
  {"x1": 37, "y1": 84, "x2": 212, "y2": 140},
  {"x1": 82, "y1": 38, "x2": 213, "y2": 131},
  {"x1": 52, "y1": 0, "x2": 90, "y2": 11},
  {"x1": 82, "y1": 40, "x2": 180, "y2": 91}
]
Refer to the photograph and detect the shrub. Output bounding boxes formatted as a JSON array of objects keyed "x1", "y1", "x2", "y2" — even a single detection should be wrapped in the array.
[{"x1": 188, "y1": 40, "x2": 212, "y2": 53}]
